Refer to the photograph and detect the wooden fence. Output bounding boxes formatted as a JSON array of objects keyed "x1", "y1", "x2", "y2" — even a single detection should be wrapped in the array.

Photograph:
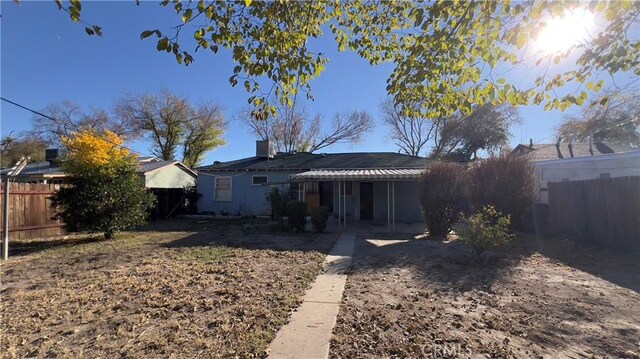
[
  {"x1": 548, "y1": 176, "x2": 640, "y2": 251},
  {"x1": 0, "y1": 182, "x2": 66, "y2": 239}
]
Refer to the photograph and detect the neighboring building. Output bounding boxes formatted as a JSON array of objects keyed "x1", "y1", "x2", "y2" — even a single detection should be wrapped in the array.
[
  {"x1": 1, "y1": 149, "x2": 196, "y2": 189},
  {"x1": 511, "y1": 140, "x2": 640, "y2": 203},
  {"x1": 196, "y1": 141, "x2": 435, "y2": 226}
]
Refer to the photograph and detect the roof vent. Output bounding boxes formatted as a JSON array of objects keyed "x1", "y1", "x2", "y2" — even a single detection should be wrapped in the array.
[
  {"x1": 45, "y1": 148, "x2": 66, "y2": 166},
  {"x1": 213, "y1": 161, "x2": 221, "y2": 165},
  {"x1": 256, "y1": 140, "x2": 275, "y2": 158}
]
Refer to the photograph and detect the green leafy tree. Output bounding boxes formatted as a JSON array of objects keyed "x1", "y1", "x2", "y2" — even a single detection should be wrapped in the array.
[
  {"x1": 116, "y1": 90, "x2": 227, "y2": 166},
  {"x1": 47, "y1": 1, "x2": 639, "y2": 118},
  {"x1": 51, "y1": 130, "x2": 156, "y2": 239}
]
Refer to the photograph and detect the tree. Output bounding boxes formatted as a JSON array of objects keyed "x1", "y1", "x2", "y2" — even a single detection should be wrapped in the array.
[
  {"x1": 48, "y1": 1, "x2": 639, "y2": 118},
  {"x1": 430, "y1": 105, "x2": 520, "y2": 163},
  {"x1": 1, "y1": 134, "x2": 47, "y2": 167},
  {"x1": 116, "y1": 90, "x2": 227, "y2": 166},
  {"x1": 238, "y1": 103, "x2": 373, "y2": 153},
  {"x1": 556, "y1": 91, "x2": 640, "y2": 146},
  {"x1": 380, "y1": 98, "x2": 437, "y2": 156},
  {"x1": 30, "y1": 100, "x2": 137, "y2": 145},
  {"x1": 51, "y1": 130, "x2": 156, "y2": 239}
]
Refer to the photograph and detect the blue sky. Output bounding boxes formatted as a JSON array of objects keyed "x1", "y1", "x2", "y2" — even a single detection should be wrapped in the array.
[{"x1": 1, "y1": 2, "x2": 636, "y2": 165}]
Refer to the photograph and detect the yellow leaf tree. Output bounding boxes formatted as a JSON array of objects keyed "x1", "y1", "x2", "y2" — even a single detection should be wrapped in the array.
[{"x1": 52, "y1": 130, "x2": 156, "y2": 239}]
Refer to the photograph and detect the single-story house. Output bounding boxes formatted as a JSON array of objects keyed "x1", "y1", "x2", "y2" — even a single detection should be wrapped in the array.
[
  {"x1": 196, "y1": 141, "x2": 434, "y2": 227},
  {"x1": 1, "y1": 149, "x2": 197, "y2": 189},
  {"x1": 511, "y1": 140, "x2": 639, "y2": 203}
]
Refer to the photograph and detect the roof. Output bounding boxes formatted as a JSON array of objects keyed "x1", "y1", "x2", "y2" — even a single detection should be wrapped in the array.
[
  {"x1": 290, "y1": 169, "x2": 425, "y2": 181},
  {"x1": 511, "y1": 142, "x2": 637, "y2": 161},
  {"x1": 2, "y1": 159, "x2": 196, "y2": 178},
  {"x1": 138, "y1": 160, "x2": 197, "y2": 177},
  {"x1": 197, "y1": 152, "x2": 434, "y2": 171},
  {"x1": 0, "y1": 161, "x2": 65, "y2": 177}
]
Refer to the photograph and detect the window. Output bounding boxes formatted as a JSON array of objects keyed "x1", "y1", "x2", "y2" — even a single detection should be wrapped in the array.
[
  {"x1": 599, "y1": 173, "x2": 611, "y2": 179},
  {"x1": 340, "y1": 181, "x2": 353, "y2": 196},
  {"x1": 252, "y1": 175, "x2": 268, "y2": 185},
  {"x1": 214, "y1": 177, "x2": 232, "y2": 201}
]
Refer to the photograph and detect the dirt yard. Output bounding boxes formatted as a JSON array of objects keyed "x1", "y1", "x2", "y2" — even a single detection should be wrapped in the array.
[
  {"x1": 0, "y1": 218, "x2": 337, "y2": 358},
  {"x1": 330, "y1": 233, "x2": 640, "y2": 358}
]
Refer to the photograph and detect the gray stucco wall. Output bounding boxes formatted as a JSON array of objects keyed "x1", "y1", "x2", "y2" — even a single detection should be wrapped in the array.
[
  {"x1": 145, "y1": 165, "x2": 196, "y2": 189},
  {"x1": 373, "y1": 180, "x2": 422, "y2": 223},
  {"x1": 197, "y1": 171, "x2": 295, "y2": 216}
]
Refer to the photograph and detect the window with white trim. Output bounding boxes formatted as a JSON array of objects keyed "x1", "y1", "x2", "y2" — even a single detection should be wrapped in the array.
[
  {"x1": 214, "y1": 177, "x2": 232, "y2": 201},
  {"x1": 252, "y1": 175, "x2": 268, "y2": 185},
  {"x1": 340, "y1": 181, "x2": 354, "y2": 196}
]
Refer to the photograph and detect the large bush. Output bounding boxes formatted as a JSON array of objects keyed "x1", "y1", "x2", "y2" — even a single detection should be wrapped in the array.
[
  {"x1": 420, "y1": 162, "x2": 466, "y2": 237},
  {"x1": 286, "y1": 201, "x2": 308, "y2": 232},
  {"x1": 311, "y1": 206, "x2": 329, "y2": 232},
  {"x1": 466, "y1": 155, "x2": 536, "y2": 228},
  {"x1": 51, "y1": 130, "x2": 156, "y2": 239},
  {"x1": 266, "y1": 186, "x2": 292, "y2": 221},
  {"x1": 461, "y1": 206, "x2": 515, "y2": 257}
]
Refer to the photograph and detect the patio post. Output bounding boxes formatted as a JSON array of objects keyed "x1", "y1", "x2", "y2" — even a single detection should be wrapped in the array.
[
  {"x1": 392, "y1": 181, "x2": 395, "y2": 230},
  {"x1": 343, "y1": 181, "x2": 347, "y2": 228},
  {"x1": 387, "y1": 181, "x2": 390, "y2": 231},
  {"x1": 337, "y1": 180, "x2": 341, "y2": 227}
]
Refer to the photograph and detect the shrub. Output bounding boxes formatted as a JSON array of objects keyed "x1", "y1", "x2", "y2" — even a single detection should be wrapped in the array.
[
  {"x1": 51, "y1": 130, "x2": 156, "y2": 239},
  {"x1": 266, "y1": 186, "x2": 292, "y2": 220},
  {"x1": 420, "y1": 162, "x2": 466, "y2": 237},
  {"x1": 466, "y1": 155, "x2": 536, "y2": 229},
  {"x1": 460, "y1": 206, "x2": 516, "y2": 257},
  {"x1": 286, "y1": 201, "x2": 308, "y2": 232},
  {"x1": 311, "y1": 206, "x2": 329, "y2": 232}
]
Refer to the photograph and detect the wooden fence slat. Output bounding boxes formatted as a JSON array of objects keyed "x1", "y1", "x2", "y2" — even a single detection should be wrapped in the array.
[{"x1": 0, "y1": 182, "x2": 66, "y2": 239}]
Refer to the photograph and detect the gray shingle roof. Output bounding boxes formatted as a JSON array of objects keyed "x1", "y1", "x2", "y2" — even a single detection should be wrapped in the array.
[
  {"x1": 512, "y1": 142, "x2": 637, "y2": 161},
  {"x1": 197, "y1": 152, "x2": 434, "y2": 171}
]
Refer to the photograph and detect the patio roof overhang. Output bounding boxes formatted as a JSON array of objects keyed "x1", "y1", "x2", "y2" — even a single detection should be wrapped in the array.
[{"x1": 289, "y1": 169, "x2": 424, "y2": 182}]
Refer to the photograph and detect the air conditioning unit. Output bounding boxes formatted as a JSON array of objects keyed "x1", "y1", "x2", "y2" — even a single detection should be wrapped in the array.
[{"x1": 256, "y1": 140, "x2": 275, "y2": 158}]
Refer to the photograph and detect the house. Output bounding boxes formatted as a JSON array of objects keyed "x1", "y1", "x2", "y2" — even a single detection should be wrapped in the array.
[
  {"x1": 196, "y1": 141, "x2": 434, "y2": 227},
  {"x1": 1, "y1": 149, "x2": 197, "y2": 189},
  {"x1": 511, "y1": 139, "x2": 640, "y2": 203}
]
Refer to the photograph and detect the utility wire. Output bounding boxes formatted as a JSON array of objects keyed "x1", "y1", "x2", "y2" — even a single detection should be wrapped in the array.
[{"x1": 1, "y1": 97, "x2": 155, "y2": 159}]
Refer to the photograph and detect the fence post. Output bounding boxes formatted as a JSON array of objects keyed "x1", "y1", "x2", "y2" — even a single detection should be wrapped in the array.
[{"x1": 3, "y1": 177, "x2": 9, "y2": 260}]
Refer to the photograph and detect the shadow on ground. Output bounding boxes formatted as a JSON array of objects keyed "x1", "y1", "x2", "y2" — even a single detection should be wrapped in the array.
[
  {"x1": 349, "y1": 230, "x2": 640, "y2": 294},
  {"x1": 8, "y1": 235, "x2": 107, "y2": 257}
]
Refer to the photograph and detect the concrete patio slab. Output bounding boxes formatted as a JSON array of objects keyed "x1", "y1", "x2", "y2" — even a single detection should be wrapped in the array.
[{"x1": 267, "y1": 232, "x2": 356, "y2": 359}]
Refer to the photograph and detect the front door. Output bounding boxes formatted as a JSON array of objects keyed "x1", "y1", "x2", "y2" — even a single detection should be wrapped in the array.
[
  {"x1": 360, "y1": 182, "x2": 374, "y2": 220},
  {"x1": 319, "y1": 181, "x2": 333, "y2": 212}
]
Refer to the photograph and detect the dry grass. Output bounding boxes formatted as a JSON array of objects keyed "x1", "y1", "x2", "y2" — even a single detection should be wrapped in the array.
[
  {"x1": 330, "y1": 233, "x2": 640, "y2": 358},
  {"x1": 1, "y1": 218, "x2": 337, "y2": 358}
]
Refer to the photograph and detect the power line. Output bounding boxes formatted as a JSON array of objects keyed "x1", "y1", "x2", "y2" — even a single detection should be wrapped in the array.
[{"x1": 1, "y1": 97, "x2": 154, "y2": 159}]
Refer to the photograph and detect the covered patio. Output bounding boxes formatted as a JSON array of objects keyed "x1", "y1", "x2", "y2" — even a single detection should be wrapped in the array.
[{"x1": 290, "y1": 169, "x2": 424, "y2": 230}]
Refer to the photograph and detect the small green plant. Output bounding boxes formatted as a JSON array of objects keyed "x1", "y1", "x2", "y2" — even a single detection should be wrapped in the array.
[
  {"x1": 286, "y1": 201, "x2": 308, "y2": 232},
  {"x1": 461, "y1": 206, "x2": 516, "y2": 258},
  {"x1": 311, "y1": 206, "x2": 329, "y2": 232}
]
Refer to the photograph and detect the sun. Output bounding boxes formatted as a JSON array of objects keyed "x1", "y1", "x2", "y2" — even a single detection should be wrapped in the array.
[{"x1": 536, "y1": 8, "x2": 595, "y2": 54}]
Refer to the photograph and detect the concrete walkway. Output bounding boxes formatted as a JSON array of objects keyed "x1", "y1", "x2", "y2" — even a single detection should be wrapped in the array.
[{"x1": 267, "y1": 232, "x2": 356, "y2": 359}]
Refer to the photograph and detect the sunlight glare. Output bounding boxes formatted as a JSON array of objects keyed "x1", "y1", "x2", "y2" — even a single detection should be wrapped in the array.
[{"x1": 536, "y1": 8, "x2": 595, "y2": 54}]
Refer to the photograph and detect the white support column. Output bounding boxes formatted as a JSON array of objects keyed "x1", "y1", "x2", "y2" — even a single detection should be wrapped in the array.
[
  {"x1": 387, "y1": 181, "x2": 390, "y2": 231},
  {"x1": 337, "y1": 181, "x2": 341, "y2": 227},
  {"x1": 343, "y1": 181, "x2": 347, "y2": 228},
  {"x1": 392, "y1": 181, "x2": 395, "y2": 230},
  {"x1": 303, "y1": 182, "x2": 306, "y2": 202}
]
